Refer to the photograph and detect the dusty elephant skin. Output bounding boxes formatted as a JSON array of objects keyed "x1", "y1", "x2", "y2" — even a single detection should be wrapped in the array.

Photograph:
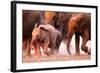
[
  {"x1": 67, "y1": 13, "x2": 91, "y2": 55},
  {"x1": 44, "y1": 12, "x2": 72, "y2": 33},
  {"x1": 44, "y1": 12, "x2": 73, "y2": 39},
  {"x1": 30, "y1": 24, "x2": 62, "y2": 56},
  {"x1": 55, "y1": 12, "x2": 73, "y2": 39},
  {"x1": 44, "y1": 11, "x2": 58, "y2": 26},
  {"x1": 22, "y1": 10, "x2": 41, "y2": 56}
]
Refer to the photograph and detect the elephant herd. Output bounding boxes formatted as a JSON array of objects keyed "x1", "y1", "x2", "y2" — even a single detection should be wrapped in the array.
[{"x1": 22, "y1": 10, "x2": 91, "y2": 57}]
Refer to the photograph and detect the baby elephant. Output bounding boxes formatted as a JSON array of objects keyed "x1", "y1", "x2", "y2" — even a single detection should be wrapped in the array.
[{"x1": 30, "y1": 24, "x2": 62, "y2": 56}]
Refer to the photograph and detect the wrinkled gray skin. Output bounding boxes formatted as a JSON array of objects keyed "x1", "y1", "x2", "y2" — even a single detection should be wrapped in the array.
[{"x1": 31, "y1": 24, "x2": 62, "y2": 56}]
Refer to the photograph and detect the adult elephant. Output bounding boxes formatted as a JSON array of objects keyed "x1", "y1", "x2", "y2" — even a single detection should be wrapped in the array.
[
  {"x1": 22, "y1": 10, "x2": 41, "y2": 56},
  {"x1": 44, "y1": 12, "x2": 73, "y2": 39},
  {"x1": 66, "y1": 13, "x2": 91, "y2": 55},
  {"x1": 55, "y1": 12, "x2": 73, "y2": 40},
  {"x1": 44, "y1": 11, "x2": 59, "y2": 26},
  {"x1": 30, "y1": 24, "x2": 62, "y2": 56}
]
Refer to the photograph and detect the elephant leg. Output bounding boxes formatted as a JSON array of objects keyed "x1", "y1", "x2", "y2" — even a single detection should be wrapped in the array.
[
  {"x1": 54, "y1": 47, "x2": 59, "y2": 56},
  {"x1": 25, "y1": 39, "x2": 31, "y2": 56},
  {"x1": 81, "y1": 36, "x2": 90, "y2": 55},
  {"x1": 51, "y1": 43, "x2": 57, "y2": 55},
  {"x1": 54, "y1": 40, "x2": 61, "y2": 55},
  {"x1": 75, "y1": 33, "x2": 80, "y2": 55},
  {"x1": 41, "y1": 36, "x2": 51, "y2": 56},
  {"x1": 54, "y1": 46, "x2": 59, "y2": 54},
  {"x1": 22, "y1": 40, "x2": 27, "y2": 57},
  {"x1": 35, "y1": 42, "x2": 41, "y2": 56},
  {"x1": 50, "y1": 36, "x2": 58, "y2": 55},
  {"x1": 55, "y1": 34, "x2": 62, "y2": 55},
  {"x1": 42, "y1": 41, "x2": 50, "y2": 56},
  {"x1": 43, "y1": 45, "x2": 50, "y2": 56},
  {"x1": 22, "y1": 40, "x2": 27, "y2": 51},
  {"x1": 88, "y1": 48, "x2": 91, "y2": 55},
  {"x1": 30, "y1": 39, "x2": 41, "y2": 56},
  {"x1": 49, "y1": 49, "x2": 54, "y2": 55},
  {"x1": 67, "y1": 32, "x2": 74, "y2": 55}
]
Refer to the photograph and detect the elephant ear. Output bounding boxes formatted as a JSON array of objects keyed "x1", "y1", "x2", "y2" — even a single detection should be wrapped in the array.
[{"x1": 40, "y1": 27, "x2": 49, "y2": 32}]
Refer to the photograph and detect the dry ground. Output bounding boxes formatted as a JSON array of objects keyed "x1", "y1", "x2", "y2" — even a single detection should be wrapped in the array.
[{"x1": 23, "y1": 54, "x2": 91, "y2": 63}]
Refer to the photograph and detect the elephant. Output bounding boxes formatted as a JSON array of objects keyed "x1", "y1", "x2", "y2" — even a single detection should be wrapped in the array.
[
  {"x1": 22, "y1": 10, "x2": 41, "y2": 56},
  {"x1": 55, "y1": 12, "x2": 80, "y2": 40},
  {"x1": 44, "y1": 11, "x2": 59, "y2": 26},
  {"x1": 30, "y1": 24, "x2": 62, "y2": 56},
  {"x1": 55, "y1": 12, "x2": 72, "y2": 32},
  {"x1": 43, "y1": 12, "x2": 73, "y2": 35},
  {"x1": 66, "y1": 13, "x2": 91, "y2": 55}
]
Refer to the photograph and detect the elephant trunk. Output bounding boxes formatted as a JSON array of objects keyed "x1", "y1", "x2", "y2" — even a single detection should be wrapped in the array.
[{"x1": 66, "y1": 32, "x2": 74, "y2": 55}]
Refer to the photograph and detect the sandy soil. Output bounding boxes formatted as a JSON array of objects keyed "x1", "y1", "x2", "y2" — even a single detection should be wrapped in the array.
[{"x1": 23, "y1": 54, "x2": 91, "y2": 63}]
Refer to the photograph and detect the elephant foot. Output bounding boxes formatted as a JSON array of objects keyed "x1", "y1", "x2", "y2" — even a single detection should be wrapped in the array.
[
  {"x1": 25, "y1": 51, "x2": 31, "y2": 57},
  {"x1": 82, "y1": 46, "x2": 91, "y2": 55},
  {"x1": 87, "y1": 49, "x2": 91, "y2": 55},
  {"x1": 75, "y1": 53, "x2": 80, "y2": 56},
  {"x1": 54, "y1": 49, "x2": 59, "y2": 55},
  {"x1": 43, "y1": 49, "x2": 50, "y2": 56},
  {"x1": 44, "y1": 51, "x2": 50, "y2": 56},
  {"x1": 68, "y1": 51, "x2": 71, "y2": 55},
  {"x1": 88, "y1": 51, "x2": 91, "y2": 55},
  {"x1": 67, "y1": 48, "x2": 71, "y2": 55},
  {"x1": 33, "y1": 49, "x2": 41, "y2": 57},
  {"x1": 24, "y1": 49, "x2": 31, "y2": 57},
  {"x1": 81, "y1": 46, "x2": 88, "y2": 52},
  {"x1": 50, "y1": 52, "x2": 54, "y2": 55},
  {"x1": 34, "y1": 52, "x2": 41, "y2": 57},
  {"x1": 24, "y1": 53, "x2": 31, "y2": 57}
]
